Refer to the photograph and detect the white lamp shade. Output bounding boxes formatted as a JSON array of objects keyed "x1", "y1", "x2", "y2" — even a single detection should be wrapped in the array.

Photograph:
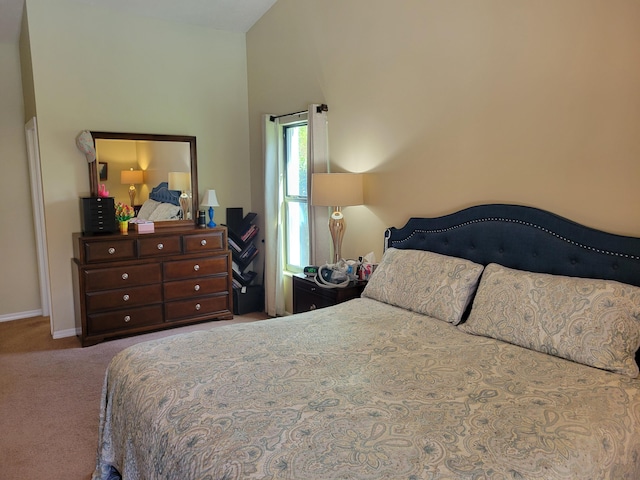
[
  {"x1": 168, "y1": 171, "x2": 191, "y2": 192},
  {"x1": 201, "y1": 189, "x2": 220, "y2": 207},
  {"x1": 311, "y1": 173, "x2": 364, "y2": 207},
  {"x1": 120, "y1": 169, "x2": 144, "y2": 185}
]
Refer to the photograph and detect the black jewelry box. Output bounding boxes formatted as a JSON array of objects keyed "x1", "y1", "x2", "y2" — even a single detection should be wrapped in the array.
[{"x1": 80, "y1": 197, "x2": 117, "y2": 234}]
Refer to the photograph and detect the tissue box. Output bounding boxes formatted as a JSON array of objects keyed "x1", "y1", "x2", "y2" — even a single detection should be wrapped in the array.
[{"x1": 134, "y1": 221, "x2": 155, "y2": 234}]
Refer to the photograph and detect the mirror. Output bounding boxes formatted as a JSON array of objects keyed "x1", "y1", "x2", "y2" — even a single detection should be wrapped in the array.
[{"x1": 89, "y1": 132, "x2": 198, "y2": 228}]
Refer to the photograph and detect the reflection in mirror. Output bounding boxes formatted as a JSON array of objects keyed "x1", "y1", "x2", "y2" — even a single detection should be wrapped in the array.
[{"x1": 90, "y1": 132, "x2": 198, "y2": 228}]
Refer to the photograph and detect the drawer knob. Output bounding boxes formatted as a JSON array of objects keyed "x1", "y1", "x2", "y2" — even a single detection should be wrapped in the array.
[
  {"x1": 193, "y1": 264, "x2": 200, "y2": 271},
  {"x1": 195, "y1": 303, "x2": 201, "y2": 311},
  {"x1": 310, "y1": 304, "x2": 317, "y2": 310},
  {"x1": 157, "y1": 243, "x2": 164, "y2": 250},
  {"x1": 121, "y1": 273, "x2": 129, "y2": 280},
  {"x1": 124, "y1": 315, "x2": 131, "y2": 323},
  {"x1": 108, "y1": 247, "x2": 116, "y2": 255},
  {"x1": 123, "y1": 294, "x2": 130, "y2": 301},
  {"x1": 194, "y1": 284, "x2": 200, "y2": 291},
  {"x1": 200, "y1": 239, "x2": 207, "y2": 246}
]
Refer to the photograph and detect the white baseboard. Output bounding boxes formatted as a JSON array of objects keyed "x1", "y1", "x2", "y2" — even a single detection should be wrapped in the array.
[
  {"x1": 0, "y1": 309, "x2": 43, "y2": 323},
  {"x1": 53, "y1": 328, "x2": 80, "y2": 339}
]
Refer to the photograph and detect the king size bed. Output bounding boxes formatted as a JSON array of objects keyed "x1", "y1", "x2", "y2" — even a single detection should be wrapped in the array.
[{"x1": 92, "y1": 204, "x2": 640, "y2": 479}]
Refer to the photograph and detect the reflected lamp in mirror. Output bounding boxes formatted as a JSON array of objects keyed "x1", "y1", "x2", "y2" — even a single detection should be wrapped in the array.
[
  {"x1": 200, "y1": 189, "x2": 220, "y2": 228},
  {"x1": 168, "y1": 171, "x2": 192, "y2": 220},
  {"x1": 120, "y1": 168, "x2": 144, "y2": 207},
  {"x1": 311, "y1": 173, "x2": 364, "y2": 263}
]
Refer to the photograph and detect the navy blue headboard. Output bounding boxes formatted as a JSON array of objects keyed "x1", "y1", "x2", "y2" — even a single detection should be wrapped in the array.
[{"x1": 385, "y1": 204, "x2": 640, "y2": 288}]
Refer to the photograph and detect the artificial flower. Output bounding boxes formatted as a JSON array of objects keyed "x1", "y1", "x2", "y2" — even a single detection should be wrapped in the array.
[{"x1": 115, "y1": 202, "x2": 134, "y2": 222}]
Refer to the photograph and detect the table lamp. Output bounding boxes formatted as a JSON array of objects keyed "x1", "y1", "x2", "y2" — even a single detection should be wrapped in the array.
[
  {"x1": 120, "y1": 168, "x2": 144, "y2": 207},
  {"x1": 200, "y1": 189, "x2": 220, "y2": 228},
  {"x1": 168, "y1": 171, "x2": 192, "y2": 220},
  {"x1": 311, "y1": 173, "x2": 364, "y2": 263}
]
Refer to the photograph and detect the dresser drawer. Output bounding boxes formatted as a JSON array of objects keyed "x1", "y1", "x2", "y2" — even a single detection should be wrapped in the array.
[
  {"x1": 183, "y1": 231, "x2": 225, "y2": 253},
  {"x1": 165, "y1": 294, "x2": 230, "y2": 321},
  {"x1": 87, "y1": 305, "x2": 163, "y2": 334},
  {"x1": 163, "y1": 254, "x2": 229, "y2": 281},
  {"x1": 84, "y1": 239, "x2": 136, "y2": 263},
  {"x1": 164, "y1": 276, "x2": 229, "y2": 301},
  {"x1": 137, "y1": 235, "x2": 182, "y2": 257},
  {"x1": 83, "y1": 264, "x2": 162, "y2": 292},
  {"x1": 85, "y1": 284, "x2": 163, "y2": 313}
]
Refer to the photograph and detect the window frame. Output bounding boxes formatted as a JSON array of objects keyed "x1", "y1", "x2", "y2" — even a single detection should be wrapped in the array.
[{"x1": 282, "y1": 120, "x2": 310, "y2": 273}]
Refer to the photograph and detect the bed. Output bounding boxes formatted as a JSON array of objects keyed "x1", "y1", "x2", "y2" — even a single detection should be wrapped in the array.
[
  {"x1": 92, "y1": 204, "x2": 640, "y2": 479},
  {"x1": 134, "y1": 182, "x2": 183, "y2": 222}
]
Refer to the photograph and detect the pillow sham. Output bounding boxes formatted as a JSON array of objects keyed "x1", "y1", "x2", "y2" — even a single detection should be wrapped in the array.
[
  {"x1": 361, "y1": 248, "x2": 484, "y2": 325},
  {"x1": 148, "y1": 202, "x2": 181, "y2": 221},
  {"x1": 136, "y1": 199, "x2": 161, "y2": 221},
  {"x1": 459, "y1": 263, "x2": 640, "y2": 378}
]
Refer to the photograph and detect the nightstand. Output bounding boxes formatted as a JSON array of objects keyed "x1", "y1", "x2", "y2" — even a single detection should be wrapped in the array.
[{"x1": 292, "y1": 274, "x2": 366, "y2": 314}]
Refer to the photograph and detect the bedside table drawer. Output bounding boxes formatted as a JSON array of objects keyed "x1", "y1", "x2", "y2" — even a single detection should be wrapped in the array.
[
  {"x1": 295, "y1": 288, "x2": 337, "y2": 312},
  {"x1": 294, "y1": 277, "x2": 334, "y2": 300},
  {"x1": 292, "y1": 275, "x2": 366, "y2": 314}
]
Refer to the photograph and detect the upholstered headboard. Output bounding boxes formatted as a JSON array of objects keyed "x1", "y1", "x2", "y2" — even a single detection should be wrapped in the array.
[{"x1": 385, "y1": 204, "x2": 640, "y2": 287}]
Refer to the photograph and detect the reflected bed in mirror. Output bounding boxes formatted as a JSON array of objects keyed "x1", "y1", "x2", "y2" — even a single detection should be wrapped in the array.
[{"x1": 90, "y1": 132, "x2": 198, "y2": 229}]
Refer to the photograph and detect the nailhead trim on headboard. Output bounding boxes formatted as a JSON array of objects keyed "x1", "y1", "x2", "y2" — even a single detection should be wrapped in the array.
[{"x1": 388, "y1": 217, "x2": 640, "y2": 260}]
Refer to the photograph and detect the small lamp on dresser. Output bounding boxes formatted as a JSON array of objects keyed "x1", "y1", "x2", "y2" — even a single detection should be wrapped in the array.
[{"x1": 201, "y1": 190, "x2": 220, "y2": 228}]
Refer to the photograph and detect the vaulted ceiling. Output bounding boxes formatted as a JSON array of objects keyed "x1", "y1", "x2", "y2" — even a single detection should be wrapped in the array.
[{"x1": 0, "y1": 0, "x2": 277, "y2": 43}]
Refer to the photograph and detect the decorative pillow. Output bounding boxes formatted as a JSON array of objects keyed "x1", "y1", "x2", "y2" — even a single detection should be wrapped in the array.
[
  {"x1": 459, "y1": 263, "x2": 640, "y2": 377},
  {"x1": 148, "y1": 202, "x2": 181, "y2": 221},
  {"x1": 136, "y1": 199, "x2": 160, "y2": 220},
  {"x1": 361, "y1": 248, "x2": 484, "y2": 325},
  {"x1": 149, "y1": 182, "x2": 181, "y2": 206}
]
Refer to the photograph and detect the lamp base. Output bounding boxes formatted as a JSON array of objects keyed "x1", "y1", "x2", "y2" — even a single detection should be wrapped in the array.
[
  {"x1": 207, "y1": 206, "x2": 217, "y2": 228},
  {"x1": 128, "y1": 185, "x2": 136, "y2": 208},
  {"x1": 329, "y1": 208, "x2": 346, "y2": 264},
  {"x1": 179, "y1": 193, "x2": 190, "y2": 220}
]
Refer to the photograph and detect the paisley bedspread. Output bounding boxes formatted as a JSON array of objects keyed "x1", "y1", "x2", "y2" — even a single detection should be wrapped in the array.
[{"x1": 92, "y1": 298, "x2": 640, "y2": 479}]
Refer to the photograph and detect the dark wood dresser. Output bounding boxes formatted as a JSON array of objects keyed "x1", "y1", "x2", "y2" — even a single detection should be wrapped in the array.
[{"x1": 72, "y1": 227, "x2": 233, "y2": 346}]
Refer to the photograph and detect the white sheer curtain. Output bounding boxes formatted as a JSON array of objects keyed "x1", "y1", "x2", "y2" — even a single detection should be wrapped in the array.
[
  {"x1": 263, "y1": 113, "x2": 285, "y2": 317},
  {"x1": 263, "y1": 105, "x2": 329, "y2": 316}
]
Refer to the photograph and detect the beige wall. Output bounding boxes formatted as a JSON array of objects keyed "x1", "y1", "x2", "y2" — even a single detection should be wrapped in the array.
[
  {"x1": 247, "y1": 0, "x2": 640, "y2": 267},
  {"x1": 24, "y1": 0, "x2": 251, "y2": 336},
  {"x1": 5, "y1": 0, "x2": 639, "y2": 329},
  {"x1": 0, "y1": 42, "x2": 40, "y2": 319}
]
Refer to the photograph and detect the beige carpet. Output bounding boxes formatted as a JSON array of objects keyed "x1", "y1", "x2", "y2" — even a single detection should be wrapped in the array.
[{"x1": 0, "y1": 312, "x2": 269, "y2": 480}]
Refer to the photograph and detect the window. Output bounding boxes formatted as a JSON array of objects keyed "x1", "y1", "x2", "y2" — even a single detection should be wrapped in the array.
[{"x1": 283, "y1": 122, "x2": 309, "y2": 272}]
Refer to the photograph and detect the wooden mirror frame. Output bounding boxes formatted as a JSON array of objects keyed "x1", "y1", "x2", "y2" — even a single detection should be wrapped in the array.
[{"x1": 89, "y1": 132, "x2": 198, "y2": 229}]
